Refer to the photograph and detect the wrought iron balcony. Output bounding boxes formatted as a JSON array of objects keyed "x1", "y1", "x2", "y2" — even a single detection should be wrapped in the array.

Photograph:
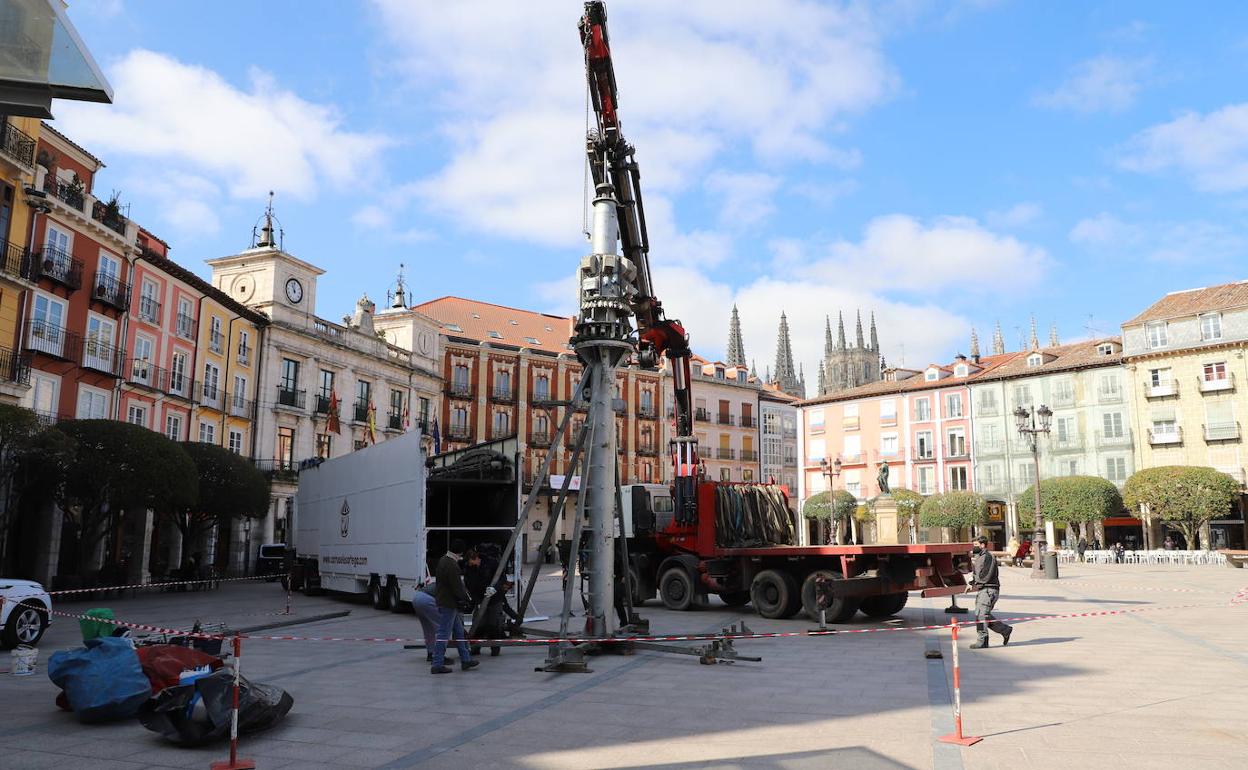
[
  {"x1": 637, "y1": 406, "x2": 656, "y2": 419},
  {"x1": 387, "y1": 411, "x2": 403, "y2": 430},
  {"x1": 1204, "y1": 422, "x2": 1239, "y2": 442},
  {"x1": 782, "y1": 456, "x2": 798, "y2": 468},
  {"x1": 717, "y1": 413, "x2": 736, "y2": 426},
  {"x1": 1144, "y1": 381, "x2": 1179, "y2": 399},
  {"x1": 694, "y1": 408, "x2": 710, "y2": 422},
  {"x1": 25, "y1": 319, "x2": 76, "y2": 360},
  {"x1": 448, "y1": 425, "x2": 472, "y2": 442},
  {"x1": 490, "y1": 386, "x2": 516, "y2": 403},
  {"x1": 1051, "y1": 435, "x2": 1084, "y2": 453},
  {"x1": 1, "y1": 120, "x2": 36, "y2": 169},
  {"x1": 209, "y1": 331, "x2": 224, "y2": 354},
  {"x1": 529, "y1": 431, "x2": 551, "y2": 447},
  {"x1": 80, "y1": 337, "x2": 123, "y2": 377},
  {"x1": 0, "y1": 347, "x2": 32, "y2": 385},
  {"x1": 1148, "y1": 427, "x2": 1182, "y2": 446},
  {"x1": 740, "y1": 449, "x2": 759, "y2": 462},
  {"x1": 253, "y1": 458, "x2": 299, "y2": 482},
  {"x1": 1051, "y1": 391, "x2": 1076, "y2": 408},
  {"x1": 1199, "y1": 374, "x2": 1235, "y2": 394},
  {"x1": 175, "y1": 313, "x2": 195, "y2": 339},
  {"x1": 910, "y1": 447, "x2": 936, "y2": 462},
  {"x1": 197, "y1": 381, "x2": 224, "y2": 409},
  {"x1": 136, "y1": 295, "x2": 161, "y2": 324},
  {"x1": 237, "y1": 345, "x2": 251, "y2": 366},
  {"x1": 1097, "y1": 387, "x2": 1124, "y2": 404},
  {"x1": 943, "y1": 443, "x2": 969, "y2": 460},
  {"x1": 0, "y1": 238, "x2": 32, "y2": 282},
  {"x1": 276, "y1": 386, "x2": 306, "y2": 409},
  {"x1": 975, "y1": 439, "x2": 1005, "y2": 456},
  {"x1": 43, "y1": 175, "x2": 84, "y2": 212},
  {"x1": 1095, "y1": 429, "x2": 1132, "y2": 448},
  {"x1": 716, "y1": 448, "x2": 735, "y2": 460},
  {"x1": 637, "y1": 444, "x2": 658, "y2": 457},
  {"x1": 447, "y1": 381, "x2": 472, "y2": 398},
  {"x1": 228, "y1": 393, "x2": 252, "y2": 417},
  {"x1": 31, "y1": 246, "x2": 83, "y2": 291},
  {"x1": 314, "y1": 393, "x2": 332, "y2": 414},
  {"x1": 976, "y1": 401, "x2": 999, "y2": 416},
  {"x1": 354, "y1": 400, "x2": 370, "y2": 422},
  {"x1": 93, "y1": 274, "x2": 130, "y2": 311},
  {"x1": 90, "y1": 199, "x2": 128, "y2": 237},
  {"x1": 741, "y1": 416, "x2": 758, "y2": 428}
]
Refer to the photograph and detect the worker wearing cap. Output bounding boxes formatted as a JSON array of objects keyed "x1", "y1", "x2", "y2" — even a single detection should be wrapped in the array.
[{"x1": 967, "y1": 535, "x2": 1012, "y2": 649}]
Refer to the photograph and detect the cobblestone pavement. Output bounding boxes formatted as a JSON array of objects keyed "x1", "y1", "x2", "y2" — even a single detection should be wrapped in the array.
[{"x1": 1, "y1": 562, "x2": 1245, "y2": 769}]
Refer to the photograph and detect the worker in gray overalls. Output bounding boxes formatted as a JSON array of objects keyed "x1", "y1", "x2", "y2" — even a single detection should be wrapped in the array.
[{"x1": 967, "y1": 535, "x2": 1013, "y2": 649}]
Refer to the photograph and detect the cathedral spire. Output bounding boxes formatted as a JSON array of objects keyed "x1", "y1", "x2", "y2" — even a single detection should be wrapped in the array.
[
  {"x1": 1049, "y1": 322, "x2": 1059, "y2": 348},
  {"x1": 749, "y1": 358, "x2": 758, "y2": 380},
  {"x1": 869, "y1": 311, "x2": 879, "y2": 352},
  {"x1": 1029, "y1": 315, "x2": 1039, "y2": 351},
  {"x1": 969, "y1": 328, "x2": 980, "y2": 359},
  {"x1": 855, "y1": 310, "x2": 865, "y2": 349},
  {"x1": 817, "y1": 360, "x2": 826, "y2": 394},
  {"x1": 772, "y1": 312, "x2": 802, "y2": 398},
  {"x1": 837, "y1": 311, "x2": 847, "y2": 350},
  {"x1": 992, "y1": 320, "x2": 1005, "y2": 355},
  {"x1": 726, "y1": 304, "x2": 747, "y2": 367},
  {"x1": 824, "y1": 316, "x2": 834, "y2": 357}
]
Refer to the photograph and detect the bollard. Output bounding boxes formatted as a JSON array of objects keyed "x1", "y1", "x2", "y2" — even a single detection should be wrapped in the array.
[
  {"x1": 285, "y1": 572, "x2": 292, "y2": 616},
  {"x1": 210, "y1": 634, "x2": 255, "y2": 770},
  {"x1": 937, "y1": 618, "x2": 982, "y2": 746}
]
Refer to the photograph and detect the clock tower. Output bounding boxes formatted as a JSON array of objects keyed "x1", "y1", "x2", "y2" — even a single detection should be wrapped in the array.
[{"x1": 206, "y1": 195, "x2": 325, "y2": 322}]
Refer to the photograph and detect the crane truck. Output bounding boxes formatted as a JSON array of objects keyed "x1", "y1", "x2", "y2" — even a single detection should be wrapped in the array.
[{"x1": 576, "y1": 1, "x2": 973, "y2": 625}]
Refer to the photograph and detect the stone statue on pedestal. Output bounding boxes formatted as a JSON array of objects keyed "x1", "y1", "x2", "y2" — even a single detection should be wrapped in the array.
[{"x1": 877, "y1": 461, "x2": 891, "y2": 496}]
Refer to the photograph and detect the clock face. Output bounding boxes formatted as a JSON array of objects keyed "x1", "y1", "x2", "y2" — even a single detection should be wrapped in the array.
[{"x1": 285, "y1": 277, "x2": 303, "y2": 304}]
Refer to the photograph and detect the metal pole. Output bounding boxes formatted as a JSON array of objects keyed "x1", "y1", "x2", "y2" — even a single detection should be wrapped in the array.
[
  {"x1": 1031, "y1": 427, "x2": 1045, "y2": 577},
  {"x1": 938, "y1": 618, "x2": 982, "y2": 746},
  {"x1": 584, "y1": 348, "x2": 616, "y2": 638},
  {"x1": 210, "y1": 634, "x2": 255, "y2": 769}
]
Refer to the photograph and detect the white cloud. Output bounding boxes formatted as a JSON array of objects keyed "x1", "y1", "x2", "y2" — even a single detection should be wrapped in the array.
[
  {"x1": 56, "y1": 50, "x2": 389, "y2": 203},
  {"x1": 116, "y1": 170, "x2": 223, "y2": 237},
  {"x1": 371, "y1": 0, "x2": 896, "y2": 246},
  {"x1": 803, "y1": 214, "x2": 1049, "y2": 293},
  {"x1": 1034, "y1": 55, "x2": 1149, "y2": 113},
  {"x1": 351, "y1": 205, "x2": 391, "y2": 229},
  {"x1": 1119, "y1": 103, "x2": 1248, "y2": 192},
  {"x1": 704, "y1": 171, "x2": 781, "y2": 228},
  {"x1": 986, "y1": 202, "x2": 1042, "y2": 228},
  {"x1": 1070, "y1": 212, "x2": 1243, "y2": 263}
]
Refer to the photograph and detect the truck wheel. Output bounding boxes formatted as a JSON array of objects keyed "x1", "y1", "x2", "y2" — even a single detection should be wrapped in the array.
[
  {"x1": 388, "y1": 580, "x2": 407, "y2": 613},
  {"x1": 859, "y1": 592, "x2": 908, "y2": 618},
  {"x1": 719, "y1": 591, "x2": 751, "y2": 607},
  {"x1": 801, "y1": 570, "x2": 860, "y2": 623},
  {"x1": 750, "y1": 570, "x2": 799, "y2": 619},
  {"x1": 659, "y1": 567, "x2": 696, "y2": 611},
  {"x1": 369, "y1": 578, "x2": 391, "y2": 611}
]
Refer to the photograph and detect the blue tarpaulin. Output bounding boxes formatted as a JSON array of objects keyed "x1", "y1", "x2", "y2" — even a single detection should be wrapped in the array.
[{"x1": 48, "y1": 637, "x2": 150, "y2": 723}]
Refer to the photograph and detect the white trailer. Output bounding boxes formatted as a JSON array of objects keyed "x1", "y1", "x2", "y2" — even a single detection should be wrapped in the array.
[
  {"x1": 292, "y1": 431, "x2": 522, "y2": 612},
  {"x1": 294, "y1": 430, "x2": 429, "y2": 610}
]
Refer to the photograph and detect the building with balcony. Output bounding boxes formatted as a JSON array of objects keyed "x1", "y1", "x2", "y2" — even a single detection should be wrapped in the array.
[
  {"x1": 798, "y1": 348, "x2": 1016, "y2": 545},
  {"x1": 208, "y1": 211, "x2": 442, "y2": 548},
  {"x1": 968, "y1": 337, "x2": 1135, "y2": 547},
  {"x1": 0, "y1": 115, "x2": 40, "y2": 404},
  {"x1": 665, "y1": 354, "x2": 762, "y2": 485},
  {"x1": 1122, "y1": 282, "x2": 1248, "y2": 549},
  {"x1": 412, "y1": 296, "x2": 665, "y2": 561},
  {"x1": 760, "y1": 383, "x2": 800, "y2": 496},
  {"x1": 20, "y1": 123, "x2": 137, "y2": 424}
]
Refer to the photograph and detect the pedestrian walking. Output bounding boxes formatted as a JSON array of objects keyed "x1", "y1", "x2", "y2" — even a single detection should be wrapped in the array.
[
  {"x1": 1077, "y1": 537, "x2": 1088, "y2": 563},
  {"x1": 431, "y1": 538, "x2": 479, "y2": 674},
  {"x1": 412, "y1": 581, "x2": 441, "y2": 662},
  {"x1": 968, "y1": 535, "x2": 1012, "y2": 649}
]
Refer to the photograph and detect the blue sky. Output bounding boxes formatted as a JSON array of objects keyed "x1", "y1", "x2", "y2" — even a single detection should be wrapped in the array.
[{"x1": 59, "y1": 1, "x2": 1248, "y2": 388}]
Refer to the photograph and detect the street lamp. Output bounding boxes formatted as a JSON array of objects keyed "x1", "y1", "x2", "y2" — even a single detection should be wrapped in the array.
[
  {"x1": 1013, "y1": 404, "x2": 1053, "y2": 578},
  {"x1": 818, "y1": 457, "x2": 843, "y2": 544},
  {"x1": 242, "y1": 517, "x2": 253, "y2": 577}
]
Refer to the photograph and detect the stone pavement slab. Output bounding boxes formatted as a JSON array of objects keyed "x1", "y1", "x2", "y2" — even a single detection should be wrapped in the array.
[{"x1": 0, "y1": 562, "x2": 1244, "y2": 769}]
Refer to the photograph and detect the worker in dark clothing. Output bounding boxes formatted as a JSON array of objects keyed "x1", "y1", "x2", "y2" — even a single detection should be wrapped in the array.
[
  {"x1": 471, "y1": 575, "x2": 521, "y2": 656},
  {"x1": 461, "y1": 548, "x2": 488, "y2": 604},
  {"x1": 968, "y1": 535, "x2": 1012, "y2": 649},
  {"x1": 431, "y1": 538, "x2": 479, "y2": 674}
]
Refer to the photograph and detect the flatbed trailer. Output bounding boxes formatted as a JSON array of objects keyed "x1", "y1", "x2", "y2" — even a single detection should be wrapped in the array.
[{"x1": 633, "y1": 482, "x2": 974, "y2": 621}]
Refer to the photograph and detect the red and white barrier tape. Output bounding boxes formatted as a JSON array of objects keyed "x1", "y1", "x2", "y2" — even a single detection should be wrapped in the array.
[
  {"x1": 48, "y1": 573, "x2": 281, "y2": 598},
  {"x1": 1231, "y1": 587, "x2": 1248, "y2": 606},
  {"x1": 36, "y1": 603, "x2": 228, "y2": 640}
]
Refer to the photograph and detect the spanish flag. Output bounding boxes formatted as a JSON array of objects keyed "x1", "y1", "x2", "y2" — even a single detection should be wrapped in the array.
[{"x1": 366, "y1": 401, "x2": 378, "y2": 445}]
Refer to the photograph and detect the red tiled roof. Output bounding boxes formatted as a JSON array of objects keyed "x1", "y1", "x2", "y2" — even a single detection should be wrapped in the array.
[
  {"x1": 797, "y1": 352, "x2": 1020, "y2": 406},
  {"x1": 413, "y1": 296, "x2": 573, "y2": 356},
  {"x1": 970, "y1": 338, "x2": 1122, "y2": 383},
  {"x1": 1124, "y1": 281, "x2": 1248, "y2": 326}
]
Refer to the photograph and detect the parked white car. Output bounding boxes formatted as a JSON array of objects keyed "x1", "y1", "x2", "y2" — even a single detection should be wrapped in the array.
[{"x1": 1, "y1": 579, "x2": 52, "y2": 648}]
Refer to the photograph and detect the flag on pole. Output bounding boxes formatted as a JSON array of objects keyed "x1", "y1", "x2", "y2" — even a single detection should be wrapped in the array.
[
  {"x1": 432, "y1": 418, "x2": 442, "y2": 454},
  {"x1": 402, "y1": 398, "x2": 410, "y2": 432},
  {"x1": 366, "y1": 402, "x2": 378, "y2": 444},
  {"x1": 327, "y1": 390, "x2": 341, "y2": 435}
]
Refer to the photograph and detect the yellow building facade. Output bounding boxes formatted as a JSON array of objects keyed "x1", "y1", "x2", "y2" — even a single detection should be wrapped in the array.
[
  {"x1": 1122, "y1": 282, "x2": 1248, "y2": 549},
  {"x1": 0, "y1": 116, "x2": 42, "y2": 403},
  {"x1": 191, "y1": 293, "x2": 264, "y2": 455}
]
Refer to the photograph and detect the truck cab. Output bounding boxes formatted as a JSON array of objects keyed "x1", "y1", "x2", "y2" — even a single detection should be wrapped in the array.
[{"x1": 619, "y1": 483, "x2": 674, "y2": 538}]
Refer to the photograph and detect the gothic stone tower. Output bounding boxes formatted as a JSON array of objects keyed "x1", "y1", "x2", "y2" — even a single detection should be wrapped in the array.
[{"x1": 818, "y1": 309, "x2": 882, "y2": 396}]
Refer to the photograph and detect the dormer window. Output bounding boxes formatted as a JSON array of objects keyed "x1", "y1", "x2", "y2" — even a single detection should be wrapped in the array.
[
  {"x1": 487, "y1": 330, "x2": 502, "y2": 339},
  {"x1": 924, "y1": 368, "x2": 938, "y2": 381},
  {"x1": 524, "y1": 336, "x2": 540, "y2": 345},
  {"x1": 1200, "y1": 313, "x2": 1222, "y2": 342},
  {"x1": 715, "y1": 367, "x2": 725, "y2": 380},
  {"x1": 1027, "y1": 353, "x2": 1043, "y2": 367},
  {"x1": 737, "y1": 371, "x2": 747, "y2": 383},
  {"x1": 954, "y1": 364, "x2": 968, "y2": 377},
  {"x1": 1097, "y1": 343, "x2": 1114, "y2": 356},
  {"x1": 445, "y1": 323, "x2": 463, "y2": 332},
  {"x1": 509, "y1": 320, "x2": 519, "y2": 326},
  {"x1": 1146, "y1": 321, "x2": 1167, "y2": 349}
]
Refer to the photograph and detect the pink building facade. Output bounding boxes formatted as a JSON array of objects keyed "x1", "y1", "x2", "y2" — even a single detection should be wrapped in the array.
[{"x1": 798, "y1": 354, "x2": 1016, "y2": 541}]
